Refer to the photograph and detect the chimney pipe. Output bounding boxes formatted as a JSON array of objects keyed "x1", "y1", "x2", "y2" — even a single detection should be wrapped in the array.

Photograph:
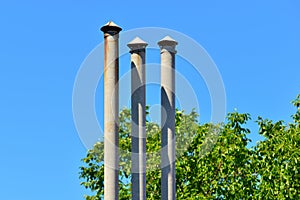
[
  {"x1": 158, "y1": 36, "x2": 178, "y2": 200},
  {"x1": 128, "y1": 37, "x2": 148, "y2": 200},
  {"x1": 101, "y1": 21, "x2": 122, "y2": 200}
]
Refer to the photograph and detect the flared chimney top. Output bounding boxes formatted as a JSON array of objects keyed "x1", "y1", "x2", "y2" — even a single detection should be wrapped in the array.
[
  {"x1": 127, "y1": 37, "x2": 148, "y2": 50},
  {"x1": 100, "y1": 21, "x2": 122, "y2": 33},
  {"x1": 158, "y1": 36, "x2": 178, "y2": 46},
  {"x1": 158, "y1": 36, "x2": 178, "y2": 53}
]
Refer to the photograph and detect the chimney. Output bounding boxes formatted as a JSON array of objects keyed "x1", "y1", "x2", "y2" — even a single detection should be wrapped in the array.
[
  {"x1": 158, "y1": 36, "x2": 178, "y2": 200},
  {"x1": 128, "y1": 37, "x2": 148, "y2": 200},
  {"x1": 101, "y1": 21, "x2": 122, "y2": 200}
]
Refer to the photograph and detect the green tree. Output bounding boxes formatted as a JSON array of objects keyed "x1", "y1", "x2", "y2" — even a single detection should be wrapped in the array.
[
  {"x1": 79, "y1": 95, "x2": 300, "y2": 199},
  {"x1": 252, "y1": 94, "x2": 300, "y2": 199},
  {"x1": 176, "y1": 112, "x2": 257, "y2": 199}
]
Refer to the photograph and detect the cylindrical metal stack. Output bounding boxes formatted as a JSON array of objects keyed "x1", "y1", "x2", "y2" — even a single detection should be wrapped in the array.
[
  {"x1": 158, "y1": 36, "x2": 178, "y2": 200},
  {"x1": 101, "y1": 21, "x2": 122, "y2": 200},
  {"x1": 128, "y1": 37, "x2": 148, "y2": 200}
]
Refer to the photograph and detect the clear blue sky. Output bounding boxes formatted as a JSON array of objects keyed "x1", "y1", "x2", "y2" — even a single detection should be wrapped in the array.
[{"x1": 0, "y1": 1, "x2": 299, "y2": 199}]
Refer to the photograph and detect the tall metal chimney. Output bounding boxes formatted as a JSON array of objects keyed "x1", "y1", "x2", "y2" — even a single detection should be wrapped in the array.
[
  {"x1": 100, "y1": 21, "x2": 122, "y2": 200},
  {"x1": 158, "y1": 36, "x2": 178, "y2": 200},
  {"x1": 128, "y1": 37, "x2": 148, "y2": 200}
]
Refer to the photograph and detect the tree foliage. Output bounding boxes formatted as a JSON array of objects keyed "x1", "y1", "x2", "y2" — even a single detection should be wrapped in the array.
[{"x1": 79, "y1": 95, "x2": 300, "y2": 199}]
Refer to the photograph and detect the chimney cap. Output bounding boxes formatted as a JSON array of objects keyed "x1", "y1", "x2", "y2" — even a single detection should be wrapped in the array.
[
  {"x1": 100, "y1": 21, "x2": 122, "y2": 33},
  {"x1": 127, "y1": 37, "x2": 148, "y2": 50},
  {"x1": 158, "y1": 36, "x2": 178, "y2": 46}
]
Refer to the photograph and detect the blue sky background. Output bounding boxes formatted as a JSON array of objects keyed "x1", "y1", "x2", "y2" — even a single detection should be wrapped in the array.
[{"x1": 0, "y1": 1, "x2": 299, "y2": 199}]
